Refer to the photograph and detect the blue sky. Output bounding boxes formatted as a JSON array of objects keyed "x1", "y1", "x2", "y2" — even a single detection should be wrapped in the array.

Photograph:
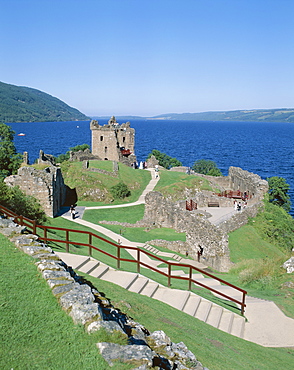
[{"x1": 1, "y1": 0, "x2": 294, "y2": 116}]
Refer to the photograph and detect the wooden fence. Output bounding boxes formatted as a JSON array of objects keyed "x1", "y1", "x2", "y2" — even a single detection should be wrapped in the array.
[{"x1": 0, "y1": 204, "x2": 247, "y2": 315}]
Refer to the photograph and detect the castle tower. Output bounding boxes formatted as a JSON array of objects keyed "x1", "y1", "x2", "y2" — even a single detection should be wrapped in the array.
[{"x1": 90, "y1": 116, "x2": 136, "y2": 165}]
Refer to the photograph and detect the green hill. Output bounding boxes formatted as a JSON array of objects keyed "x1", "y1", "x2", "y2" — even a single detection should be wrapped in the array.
[
  {"x1": 0, "y1": 81, "x2": 89, "y2": 123},
  {"x1": 152, "y1": 109, "x2": 294, "y2": 122}
]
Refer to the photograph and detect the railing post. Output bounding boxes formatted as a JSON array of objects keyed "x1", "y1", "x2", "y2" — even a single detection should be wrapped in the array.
[
  {"x1": 168, "y1": 263, "x2": 171, "y2": 287},
  {"x1": 33, "y1": 220, "x2": 37, "y2": 235},
  {"x1": 137, "y1": 248, "x2": 140, "y2": 273},
  {"x1": 19, "y1": 215, "x2": 23, "y2": 226},
  {"x1": 117, "y1": 244, "x2": 121, "y2": 269},
  {"x1": 189, "y1": 266, "x2": 192, "y2": 291},
  {"x1": 88, "y1": 234, "x2": 92, "y2": 257},
  {"x1": 241, "y1": 292, "x2": 246, "y2": 316},
  {"x1": 66, "y1": 230, "x2": 69, "y2": 253}
]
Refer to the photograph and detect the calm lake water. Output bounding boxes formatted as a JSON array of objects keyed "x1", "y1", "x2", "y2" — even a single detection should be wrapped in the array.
[{"x1": 8, "y1": 119, "x2": 294, "y2": 216}]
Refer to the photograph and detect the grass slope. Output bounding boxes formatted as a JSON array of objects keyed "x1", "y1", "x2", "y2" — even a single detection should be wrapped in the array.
[
  {"x1": 0, "y1": 233, "x2": 132, "y2": 370},
  {"x1": 61, "y1": 160, "x2": 151, "y2": 205},
  {"x1": 1, "y1": 233, "x2": 294, "y2": 370}
]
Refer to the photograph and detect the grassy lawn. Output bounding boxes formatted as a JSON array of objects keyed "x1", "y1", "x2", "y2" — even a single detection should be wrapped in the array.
[
  {"x1": 82, "y1": 206, "x2": 186, "y2": 243},
  {"x1": 84, "y1": 204, "x2": 145, "y2": 223},
  {"x1": 0, "y1": 233, "x2": 133, "y2": 370},
  {"x1": 154, "y1": 170, "x2": 219, "y2": 200}
]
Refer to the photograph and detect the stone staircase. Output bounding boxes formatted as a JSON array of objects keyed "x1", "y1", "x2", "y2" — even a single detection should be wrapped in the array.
[
  {"x1": 56, "y1": 251, "x2": 246, "y2": 339},
  {"x1": 142, "y1": 244, "x2": 183, "y2": 262}
]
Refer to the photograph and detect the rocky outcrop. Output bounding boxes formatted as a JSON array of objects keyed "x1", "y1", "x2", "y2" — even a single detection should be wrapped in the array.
[{"x1": 0, "y1": 217, "x2": 206, "y2": 370}]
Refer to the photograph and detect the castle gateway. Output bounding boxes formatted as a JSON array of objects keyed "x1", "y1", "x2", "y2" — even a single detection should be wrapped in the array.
[{"x1": 90, "y1": 116, "x2": 136, "y2": 166}]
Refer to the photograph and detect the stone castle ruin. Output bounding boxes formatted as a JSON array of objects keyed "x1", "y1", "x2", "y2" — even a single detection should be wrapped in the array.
[
  {"x1": 4, "y1": 163, "x2": 66, "y2": 218},
  {"x1": 141, "y1": 166, "x2": 268, "y2": 272},
  {"x1": 90, "y1": 116, "x2": 136, "y2": 166}
]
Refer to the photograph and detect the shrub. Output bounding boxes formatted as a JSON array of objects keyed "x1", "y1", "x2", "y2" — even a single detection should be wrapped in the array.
[
  {"x1": 110, "y1": 182, "x2": 131, "y2": 199},
  {"x1": 0, "y1": 182, "x2": 46, "y2": 224},
  {"x1": 192, "y1": 159, "x2": 222, "y2": 176},
  {"x1": 147, "y1": 149, "x2": 182, "y2": 169}
]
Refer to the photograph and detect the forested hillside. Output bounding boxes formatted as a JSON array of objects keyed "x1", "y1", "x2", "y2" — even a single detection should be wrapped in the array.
[
  {"x1": 152, "y1": 109, "x2": 294, "y2": 122},
  {"x1": 0, "y1": 81, "x2": 89, "y2": 123}
]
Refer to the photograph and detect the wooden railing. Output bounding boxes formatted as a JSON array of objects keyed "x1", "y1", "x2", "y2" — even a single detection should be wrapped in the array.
[
  {"x1": 0, "y1": 204, "x2": 247, "y2": 315},
  {"x1": 186, "y1": 199, "x2": 197, "y2": 211}
]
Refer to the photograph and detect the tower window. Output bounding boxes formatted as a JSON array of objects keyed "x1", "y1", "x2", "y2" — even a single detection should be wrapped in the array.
[{"x1": 100, "y1": 136, "x2": 103, "y2": 141}]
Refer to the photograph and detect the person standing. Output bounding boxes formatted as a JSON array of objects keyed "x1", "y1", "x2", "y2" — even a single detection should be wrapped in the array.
[{"x1": 70, "y1": 205, "x2": 75, "y2": 219}]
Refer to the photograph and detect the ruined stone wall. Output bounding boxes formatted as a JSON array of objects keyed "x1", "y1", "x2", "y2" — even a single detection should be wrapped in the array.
[
  {"x1": 228, "y1": 166, "x2": 268, "y2": 200},
  {"x1": 69, "y1": 148, "x2": 100, "y2": 162},
  {"x1": 90, "y1": 117, "x2": 136, "y2": 165},
  {"x1": 4, "y1": 166, "x2": 66, "y2": 217},
  {"x1": 217, "y1": 201, "x2": 264, "y2": 234},
  {"x1": 143, "y1": 192, "x2": 231, "y2": 272}
]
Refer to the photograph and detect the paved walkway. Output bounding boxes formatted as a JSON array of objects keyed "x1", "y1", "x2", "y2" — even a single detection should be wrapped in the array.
[{"x1": 60, "y1": 169, "x2": 294, "y2": 347}]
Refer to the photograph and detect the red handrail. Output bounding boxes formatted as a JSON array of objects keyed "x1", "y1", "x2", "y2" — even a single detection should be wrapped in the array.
[{"x1": 0, "y1": 204, "x2": 247, "y2": 315}]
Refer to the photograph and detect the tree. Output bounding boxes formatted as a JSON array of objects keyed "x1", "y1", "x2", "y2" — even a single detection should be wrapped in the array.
[
  {"x1": 147, "y1": 149, "x2": 182, "y2": 169},
  {"x1": 0, "y1": 123, "x2": 22, "y2": 179},
  {"x1": 192, "y1": 159, "x2": 222, "y2": 176},
  {"x1": 267, "y1": 176, "x2": 291, "y2": 212}
]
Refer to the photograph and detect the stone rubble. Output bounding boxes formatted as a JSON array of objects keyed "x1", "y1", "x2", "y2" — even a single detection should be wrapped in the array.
[
  {"x1": 0, "y1": 217, "x2": 207, "y2": 370},
  {"x1": 283, "y1": 257, "x2": 294, "y2": 273}
]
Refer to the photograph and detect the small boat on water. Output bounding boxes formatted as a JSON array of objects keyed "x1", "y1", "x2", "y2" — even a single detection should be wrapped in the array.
[{"x1": 17, "y1": 133, "x2": 26, "y2": 136}]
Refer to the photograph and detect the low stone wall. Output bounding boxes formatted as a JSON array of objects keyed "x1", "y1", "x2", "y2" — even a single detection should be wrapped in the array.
[
  {"x1": 143, "y1": 192, "x2": 231, "y2": 272},
  {"x1": 217, "y1": 202, "x2": 264, "y2": 234},
  {"x1": 87, "y1": 167, "x2": 119, "y2": 178},
  {"x1": 0, "y1": 218, "x2": 206, "y2": 370}
]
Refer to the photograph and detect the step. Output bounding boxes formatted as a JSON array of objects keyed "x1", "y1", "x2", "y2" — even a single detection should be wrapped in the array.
[
  {"x1": 182, "y1": 273, "x2": 205, "y2": 280},
  {"x1": 101, "y1": 270, "x2": 139, "y2": 289},
  {"x1": 193, "y1": 278, "x2": 222, "y2": 289},
  {"x1": 78, "y1": 260, "x2": 100, "y2": 274},
  {"x1": 140, "y1": 281, "x2": 160, "y2": 298},
  {"x1": 213, "y1": 285, "x2": 244, "y2": 306},
  {"x1": 128, "y1": 276, "x2": 150, "y2": 294},
  {"x1": 218, "y1": 311, "x2": 235, "y2": 333},
  {"x1": 157, "y1": 252, "x2": 175, "y2": 257},
  {"x1": 194, "y1": 300, "x2": 212, "y2": 322},
  {"x1": 182, "y1": 294, "x2": 202, "y2": 316},
  {"x1": 55, "y1": 252, "x2": 90, "y2": 270},
  {"x1": 152, "y1": 288, "x2": 191, "y2": 311},
  {"x1": 205, "y1": 305, "x2": 223, "y2": 328},
  {"x1": 91, "y1": 264, "x2": 110, "y2": 278},
  {"x1": 158, "y1": 267, "x2": 186, "y2": 276},
  {"x1": 230, "y1": 315, "x2": 245, "y2": 338}
]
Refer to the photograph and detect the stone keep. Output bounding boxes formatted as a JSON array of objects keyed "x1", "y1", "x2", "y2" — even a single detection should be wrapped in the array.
[{"x1": 90, "y1": 116, "x2": 136, "y2": 165}]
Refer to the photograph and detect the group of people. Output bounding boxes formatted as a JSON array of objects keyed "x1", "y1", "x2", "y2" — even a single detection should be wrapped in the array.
[
  {"x1": 234, "y1": 200, "x2": 247, "y2": 211},
  {"x1": 132, "y1": 161, "x2": 148, "y2": 169}
]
